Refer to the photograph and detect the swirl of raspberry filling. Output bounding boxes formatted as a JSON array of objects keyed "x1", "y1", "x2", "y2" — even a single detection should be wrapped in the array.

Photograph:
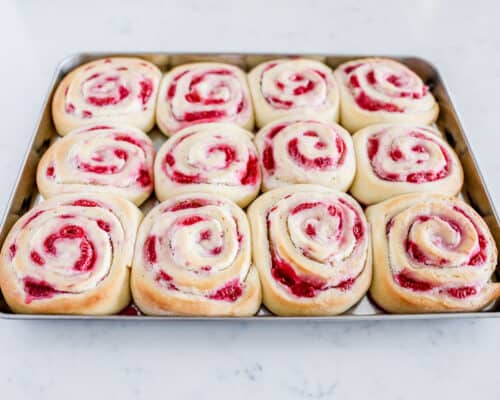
[
  {"x1": 132, "y1": 194, "x2": 260, "y2": 316},
  {"x1": 385, "y1": 200, "x2": 496, "y2": 300},
  {"x1": 155, "y1": 123, "x2": 260, "y2": 207},
  {"x1": 266, "y1": 192, "x2": 368, "y2": 298},
  {"x1": 37, "y1": 124, "x2": 154, "y2": 206},
  {"x1": 367, "y1": 127, "x2": 452, "y2": 183},
  {"x1": 339, "y1": 59, "x2": 432, "y2": 113},
  {"x1": 61, "y1": 58, "x2": 160, "y2": 121},
  {"x1": 157, "y1": 63, "x2": 253, "y2": 135},
  {"x1": 0, "y1": 194, "x2": 139, "y2": 305},
  {"x1": 259, "y1": 61, "x2": 333, "y2": 110},
  {"x1": 256, "y1": 118, "x2": 355, "y2": 191}
]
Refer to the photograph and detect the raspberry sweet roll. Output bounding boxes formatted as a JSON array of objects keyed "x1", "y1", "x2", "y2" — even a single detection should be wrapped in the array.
[
  {"x1": 334, "y1": 58, "x2": 438, "y2": 132},
  {"x1": 52, "y1": 57, "x2": 161, "y2": 136},
  {"x1": 255, "y1": 117, "x2": 355, "y2": 192},
  {"x1": 350, "y1": 124, "x2": 463, "y2": 205},
  {"x1": 367, "y1": 193, "x2": 500, "y2": 313},
  {"x1": 131, "y1": 193, "x2": 261, "y2": 316},
  {"x1": 37, "y1": 124, "x2": 155, "y2": 206},
  {"x1": 154, "y1": 123, "x2": 261, "y2": 208},
  {"x1": 248, "y1": 58, "x2": 340, "y2": 128},
  {"x1": 0, "y1": 193, "x2": 142, "y2": 314},
  {"x1": 156, "y1": 63, "x2": 254, "y2": 136},
  {"x1": 248, "y1": 185, "x2": 371, "y2": 316}
]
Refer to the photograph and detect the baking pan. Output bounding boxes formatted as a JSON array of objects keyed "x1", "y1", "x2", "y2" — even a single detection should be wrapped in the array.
[{"x1": 0, "y1": 52, "x2": 498, "y2": 320}]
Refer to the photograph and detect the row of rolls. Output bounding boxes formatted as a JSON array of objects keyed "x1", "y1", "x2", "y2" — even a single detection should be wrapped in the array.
[
  {"x1": 36, "y1": 120, "x2": 464, "y2": 208},
  {"x1": 0, "y1": 56, "x2": 497, "y2": 316},
  {"x1": 1, "y1": 188, "x2": 498, "y2": 316},
  {"x1": 51, "y1": 56, "x2": 438, "y2": 137}
]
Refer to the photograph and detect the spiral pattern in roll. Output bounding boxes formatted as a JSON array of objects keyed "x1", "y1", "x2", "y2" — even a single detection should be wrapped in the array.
[
  {"x1": 367, "y1": 193, "x2": 499, "y2": 313},
  {"x1": 248, "y1": 58, "x2": 339, "y2": 127},
  {"x1": 131, "y1": 193, "x2": 261, "y2": 316},
  {"x1": 248, "y1": 185, "x2": 371, "y2": 316},
  {"x1": 334, "y1": 58, "x2": 438, "y2": 132},
  {"x1": 155, "y1": 123, "x2": 260, "y2": 207},
  {"x1": 37, "y1": 124, "x2": 155, "y2": 206},
  {"x1": 0, "y1": 193, "x2": 142, "y2": 314},
  {"x1": 350, "y1": 124, "x2": 463, "y2": 205},
  {"x1": 255, "y1": 117, "x2": 355, "y2": 191},
  {"x1": 156, "y1": 63, "x2": 254, "y2": 136},
  {"x1": 52, "y1": 57, "x2": 161, "y2": 135}
]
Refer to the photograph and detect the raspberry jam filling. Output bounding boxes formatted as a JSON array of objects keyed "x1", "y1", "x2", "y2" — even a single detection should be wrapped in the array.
[
  {"x1": 114, "y1": 134, "x2": 144, "y2": 149},
  {"x1": 30, "y1": 250, "x2": 45, "y2": 266},
  {"x1": 9, "y1": 243, "x2": 16, "y2": 259},
  {"x1": 178, "y1": 215, "x2": 205, "y2": 226},
  {"x1": 367, "y1": 133, "x2": 451, "y2": 183},
  {"x1": 446, "y1": 286, "x2": 477, "y2": 299},
  {"x1": 240, "y1": 155, "x2": 260, "y2": 185},
  {"x1": 23, "y1": 277, "x2": 60, "y2": 303},
  {"x1": 394, "y1": 270, "x2": 434, "y2": 292},
  {"x1": 271, "y1": 252, "x2": 355, "y2": 298},
  {"x1": 144, "y1": 235, "x2": 157, "y2": 264},
  {"x1": 42, "y1": 225, "x2": 96, "y2": 272},
  {"x1": 72, "y1": 199, "x2": 99, "y2": 207},
  {"x1": 164, "y1": 198, "x2": 210, "y2": 212},
  {"x1": 208, "y1": 279, "x2": 243, "y2": 302},
  {"x1": 394, "y1": 270, "x2": 479, "y2": 299},
  {"x1": 356, "y1": 91, "x2": 403, "y2": 112},
  {"x1": 136, "y1": 168, "x2": 152, "y2": 187},
  {"x1": 156, "y1": 271, "x2": 178, "y2": 291},
  {"x1": 119, "y1": 303, "x2": 142, "y2": 316},
  {"x1": 22, "y1": 210, "x2": 45, "y2": 228},
  {"x1": 138, "y1": 79, "x2": 153, "y2": 105}
]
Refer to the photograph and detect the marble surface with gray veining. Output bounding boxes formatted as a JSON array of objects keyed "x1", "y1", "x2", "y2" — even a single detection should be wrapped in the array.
[{"x1": 0, "y1": 1, "x2": 499, "y2": 398}]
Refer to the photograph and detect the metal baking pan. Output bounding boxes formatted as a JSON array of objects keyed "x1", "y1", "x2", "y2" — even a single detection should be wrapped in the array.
[{"x1": 0, "y1": 52, "x2": 498, "y2": 320}]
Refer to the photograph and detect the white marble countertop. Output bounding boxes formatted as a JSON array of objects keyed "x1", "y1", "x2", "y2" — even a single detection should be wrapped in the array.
[{"x1": 1, "y1": 0, "x2": 499, "y2": 398}]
